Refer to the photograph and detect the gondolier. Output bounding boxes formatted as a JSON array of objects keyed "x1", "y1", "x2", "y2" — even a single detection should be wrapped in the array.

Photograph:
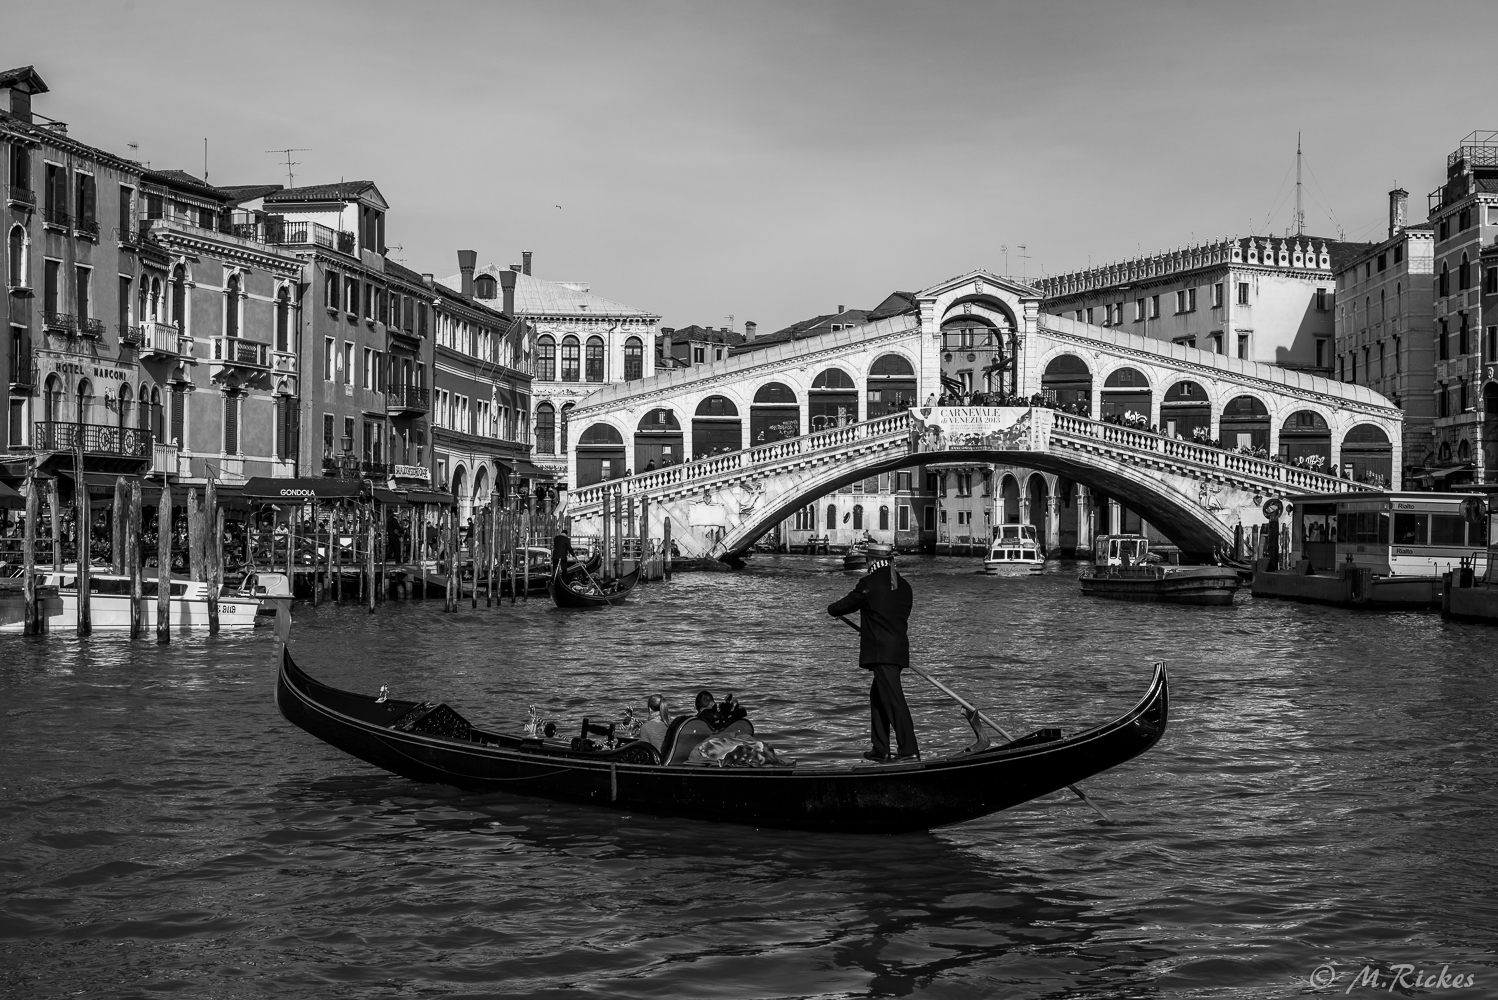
[
  {"x1": 827, "y1": 543, "x2": 919, "y2": 763},
  {"x1": 550, "y1": 532, "x2": 576, "y2": 578}
]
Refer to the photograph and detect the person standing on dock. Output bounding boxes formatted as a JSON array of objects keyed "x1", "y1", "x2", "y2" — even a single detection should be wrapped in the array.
[{"x1": 827, "y1": 544, "x2": 919, "y2": 763}]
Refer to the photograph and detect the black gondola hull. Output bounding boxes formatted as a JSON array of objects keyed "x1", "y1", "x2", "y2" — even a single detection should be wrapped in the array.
[
  {"x1": 275, "y1": 648, "x2": 1168, "y2": 833},
  {"x1": 547, "y1": 568, "x2": 639, "y2": 608}
]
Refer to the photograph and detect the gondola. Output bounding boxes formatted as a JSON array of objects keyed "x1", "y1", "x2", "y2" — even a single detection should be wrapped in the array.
[
  {"x1": 547, "y1": 567, "x2": 639, "y2": 608},
  {"x1": 273, "y1": 640, "x2": 1169, "y2": 833}
]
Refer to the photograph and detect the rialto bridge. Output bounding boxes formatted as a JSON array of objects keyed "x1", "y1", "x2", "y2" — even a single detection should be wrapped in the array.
[{"x1": 559, "y1": 271, "x2": 1403, "y2": 561}]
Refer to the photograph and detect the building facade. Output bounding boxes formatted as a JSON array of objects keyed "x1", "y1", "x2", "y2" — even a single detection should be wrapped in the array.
[
  {"x1": 442, "y1": 257, "x2": 659, "y2": 491},
  {"x1": 1427, "y1": 132, "x2": 1498, "y2": 484},
  {"x1": 1333, "y1": 190, "x2": 1435, "y2": 484},
  {"x1": 3, "y1": 65, "x2": 155, "y2": 488},
  {"x1": 658, "y1": 324, "x2": 746, "y2": 370},
  {"x1": 1035, "y1": 235, "x2": 1372, "y2": 375}
]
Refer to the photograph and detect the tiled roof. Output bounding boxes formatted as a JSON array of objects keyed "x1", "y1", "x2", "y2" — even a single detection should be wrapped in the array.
[
  {"x1": 0, "y1": 110, "x2": 141, "y2": 174},
  {"x1": 142, "y1": 169, "x2": 229, "y2": 200},
  {"x1": 436, "y1": 266, "x2": 658, "y2": 319},
  {"x1": 218, "y1": 183, "x2": 284, "y2": 204},
  {"x1": 734, "y1": 307, "x2": 872, "y2": 353},
  {"x1": 0, "y1": 66, "x2": 47, "y2": 92},
  {"x1": 265, "y1": 181, "x2": 378, "y2": 204},
  {"x1": 663, "y1": 324, "x2": 744, "y2": 345},
  {"x1": 867, "y1": 291, "x2": 919, "y2": 321}
]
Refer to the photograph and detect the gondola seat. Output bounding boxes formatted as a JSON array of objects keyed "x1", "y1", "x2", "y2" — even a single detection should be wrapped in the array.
[{"x1": 660, "y1": 717, "x2": 755, "y2": 764}]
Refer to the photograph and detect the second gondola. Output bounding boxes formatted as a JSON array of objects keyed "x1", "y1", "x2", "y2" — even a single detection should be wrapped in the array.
[{"x1": 548, "y1": 567, "x2": 639, "y2": 608}]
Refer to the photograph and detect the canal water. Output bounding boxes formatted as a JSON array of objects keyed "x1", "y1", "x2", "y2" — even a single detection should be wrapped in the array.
[{"x1": 3, "y1": 556, "x2": 1496, "y2": 998}]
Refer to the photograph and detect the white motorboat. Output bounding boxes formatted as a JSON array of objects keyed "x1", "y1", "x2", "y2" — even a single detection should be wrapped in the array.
[
  {"x1": 984, "y1": 523, "x2": 1045, "y2": 575},
  {"x1": 236, "y1": 571, "x2": 293, "y2": 616},
  {"x1": 0, "y1": 569, "x2": 262, "y2": 631}
]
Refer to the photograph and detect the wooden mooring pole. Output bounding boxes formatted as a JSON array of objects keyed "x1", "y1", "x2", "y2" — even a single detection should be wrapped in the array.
[
  {"x1": 76, "y1": 443, "x2": 92, "y2": 637},
  {"x1": 129, "y1": 480, "x2": 143, "y2": 640},
  {"x1": 112, "y1": 476, "x2": 126, "y2": 575},
  {"x1": 22, "y1": 476, "x2": 40, "y2": 634},
  {"x1": 156, "y1": 483, "x2": 171, "y2": 643},
  {"x1": 366, "y1": 506, "x2": 376, "y2": 614},
  {"x1": 206, "y1": 477, "x2": 220, "y2": 632}
]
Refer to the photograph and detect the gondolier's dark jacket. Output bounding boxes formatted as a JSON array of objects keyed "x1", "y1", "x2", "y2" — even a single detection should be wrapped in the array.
[{"x1": 828, "y1": 568, "x2": 913, "y2": 668}]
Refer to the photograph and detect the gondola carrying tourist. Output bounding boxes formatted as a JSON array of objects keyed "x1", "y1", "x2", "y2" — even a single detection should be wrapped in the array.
[{"x1": 827, "y1": 543, "x2": 919, "y2": 763}]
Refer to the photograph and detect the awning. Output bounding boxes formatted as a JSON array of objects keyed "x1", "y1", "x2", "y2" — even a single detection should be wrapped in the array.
[
  {"x1": 0, "y1": 481, "x2": 22, "y2": 510},
  {"x1": 241, "y1": 477, "x2": 366, "y2": 500},
  {"x1": 371, "y1": 488, "x2": 407, "y2": 506},
  {"x1": 61, "y1": 471, "x2": 164, "y2": 505},
  {"x1": 399, "y1": 489, "x2": 456, "y2": 505},
  {"x1": 508, "y1": 459, "x2": 554, "y2": 480},
  {"x1": 1416, "y1": 464, "x2": 1475, "y2": 479}
]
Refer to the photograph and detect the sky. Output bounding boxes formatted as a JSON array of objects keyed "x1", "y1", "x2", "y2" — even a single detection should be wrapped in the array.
[{"x1": 7, "y1": 0, "x2": 1495, "y2": 333}]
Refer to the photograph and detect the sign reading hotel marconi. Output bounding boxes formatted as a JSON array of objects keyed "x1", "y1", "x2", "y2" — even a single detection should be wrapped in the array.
[
  {"x1": 36, "y1": 353, "x2": 133, "y2": 383},
  {"x1": 909, "y1": 406, "x2": 1038, "y2": 455}
]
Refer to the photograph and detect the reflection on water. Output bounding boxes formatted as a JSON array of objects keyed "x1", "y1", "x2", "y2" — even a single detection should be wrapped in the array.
[{"x1": 2, "y1": 555, "x2": 1496, "y2": 998}]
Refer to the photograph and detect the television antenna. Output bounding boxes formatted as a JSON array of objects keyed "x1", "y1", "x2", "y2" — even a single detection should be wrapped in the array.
[
  {"x1": 1017, "y1": 244, "x2": 1030, "y2": 279},
  {"x1": 265, "y1": 148, "x2": 310, "y2": 187}
]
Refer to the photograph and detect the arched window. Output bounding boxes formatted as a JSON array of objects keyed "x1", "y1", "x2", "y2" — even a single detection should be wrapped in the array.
[
  {"x1": 826, "y1": 503, "x2": 837, "y2": 531},
  {"x1": 275, "y1": 287, "x2": 290, "y2": 352},
  {"x1": 624, "y1": 336, "x2": 643, "y2": 380},
  {"x1": 1459, "y1": 253, "x2": 1471, "y2": 290},
  {"x1": 692, "y1": 394, "x2": 741, "y2": 458},
  {"x1": 150, "y1": 277, "x2": 161, "y2": 321},
  {"x1": 879, "y1": 505, "x2": 890, "y2": 530},
  {"x1": 118, "y1": 383, "x2": 133, "y2": 430},
  {"x1": 44, "y1": 374, "x2": 63, "y2": 424},
  {"x1": 1439, "y1": 262, "x2": 1449, "y2": 298},
  {"x1": 7, "y1": 225, "x2": 23, "y2": 287},
  {"x1": 77, "y1": 378, "x2": 94, "y2": 424},
  {"x1": 171, "y1": 265, "x2": 187, "y2": 333},
  {"x1": 537, "y1": 336, "x2": 556, "y2": 381},
  {"x1": 1042, "y1": 354, "x2": 1092, "y2": 413},
  {"x1": 585, "y1": 335, "x2": 605, "y2": 382},
  {"x1": 474, "y1": 274, "x2": 497, "y2": 300},
  {"x1": 225, "y1": 273, "x2": 241, "y2": 338},
  {"x1": 867, "y1": 353, "x2": 917, "y2": 418},
  {"x1": 576, "y1": 423, "x2": 626, "y2": 486},
  {"x1": 634, "y1": 407, "x2": 682, "y2": 470},
  {"x1": 535, "y1": 402, "x2": 556, "y2": 455},
  {"x1": 560, "y1": 336, "x2": 580, "y2": 382},
  {"x1": 751, "y1": 382, "x2": 799, "y2": 444},
  {"x1": 810, "y1": 368, "x2": 859, "y2": 430},
  {"x1": 151, "y1": 387, "x2": 163, "y2": 440},
  {"x1": 138, "y1": 383, "x2": 151, "y2": 431},
  {"x1": 852, "y1": 505, "x2": 863, "y2": 530},
  {"x1": 137, "y1": 277, "x2": 148, "y2": 324},
  {"x1": 559, "y1": 402, "x2": 574, "y2": 452}
]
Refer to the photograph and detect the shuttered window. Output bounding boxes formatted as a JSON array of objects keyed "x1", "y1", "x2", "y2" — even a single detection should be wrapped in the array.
[
  {"x1": 224, "y1": 394, "x2": 238, "y2": 454},
  {"x1": 170, "y1": 387, "x2": 184, "y2": 446}
]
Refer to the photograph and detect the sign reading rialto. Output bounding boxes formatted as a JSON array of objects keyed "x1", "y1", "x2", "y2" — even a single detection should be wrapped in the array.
[{"x1": 909, "y1": 406, "x2": 1038, "y2": 454}]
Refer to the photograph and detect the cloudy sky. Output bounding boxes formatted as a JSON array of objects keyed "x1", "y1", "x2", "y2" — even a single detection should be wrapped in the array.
[{"x1": 8, "y1": 1, "x2": 1493, "y2": 332}]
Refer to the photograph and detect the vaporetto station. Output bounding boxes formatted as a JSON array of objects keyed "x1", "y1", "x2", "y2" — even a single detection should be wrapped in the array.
[{"x1": 559, "y1": 271, "x2": 1403, "y2": 562}]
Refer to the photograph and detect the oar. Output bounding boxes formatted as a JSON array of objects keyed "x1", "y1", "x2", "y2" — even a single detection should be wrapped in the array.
[{"x1": 836, "y1": 615, "x2": 1111, "y2": 822}]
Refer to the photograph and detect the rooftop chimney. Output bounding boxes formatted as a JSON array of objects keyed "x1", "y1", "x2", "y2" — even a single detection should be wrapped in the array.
[
  {"x1": 1388, "y1": 188, "x2": 1409, "y2": 239},
  {"x1": 837, "y1": 304, "x2": 845, "y2": 314},
  {"x1": 457, "y1": 249, "x2": 477, "y2": 298},
  {"x1": 661, "y1": 328, "x2": 674, "y2": 367},
  {"x1": 744, "y1": 321, "x2": 757, "y2": 341},
  {"x1": 498, "y1": 268, "x2": 516, "y2": 316},
  {"x1": 509, "y1": 263, "x2": 522, "y2": 272},
  {"x1": 522, "y1": 250, "x2": 533, "y2": 276},
  {"x1": 421, "y1": 273, "x2": 434, "y2": 288}
]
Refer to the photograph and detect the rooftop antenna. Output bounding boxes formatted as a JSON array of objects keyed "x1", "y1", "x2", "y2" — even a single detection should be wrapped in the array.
[
  {"x1": 724, "y1": 314, "x2": 734, "y2": 330},
  {"x1": 265, "y1": 148, "x2": 310, "y2": 188},
  {"x1": 204, "y1": 138, "x2": 208, "y2": 182},
  {"x1": 1017, "y1": 244, "x2": 1030, "y2": 279},
  {"x1": 1295, "y1": 133, "x2": 1305, "y2": 238},
  {"x1": 1001, "y1": 244, "x2": 1008, "y2": 275}
]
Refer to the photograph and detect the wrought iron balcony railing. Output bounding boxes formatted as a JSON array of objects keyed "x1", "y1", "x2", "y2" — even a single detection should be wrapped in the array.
[
  {"x1": 212, "y1": 336, "x2": 270, "y2": 369},
  {"x1": 78, "y1": 317, "x2": 105, "y2": 338},
  {"x1": 8, "y1": 351, "x2": 32, "y2": 388},
  {"x1": 75, "y1": 217, "x2": 100, "y2": 239},
  {"x1": 34, "y1": 421, "x2": 153, "y2": 458},
  {"x1": 44, "y1": 312, "x2": 76, "y2": 333},
  {"x1": 385, "y1": 383, "x2": 430, "y2": 414},
  {"x1": 7, "y1": 186, "x2": 36, "y2": 208},
  {"x1": 118, "y1": 323, "x2": 142, "y2": 346},
  {"x1": 43, "y1": 207, "x2": 71, "y2": 229}
]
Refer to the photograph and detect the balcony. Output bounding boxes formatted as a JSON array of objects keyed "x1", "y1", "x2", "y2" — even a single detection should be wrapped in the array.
[
  {"x1": 75, "y1": 217, "x2": 99, "y2": 240},
  {"x1": 320, "y1": 456, "x2": 393, "y2": 480},
  {"x1": 43, "y1": 208, "x2": 71, "y2": 230},
  {"x1": 44, "y1": 312, "x2": 76, "y2": 333},
  {"x1": 386, "y1": 383, "x2": 430, "y2": 416},
  {"x1": 212, "y1": 336, "x2": 270, "y2": 370},
  {"x1": 118, "y1": 323, "x2": 142, "y2": 347},
  {"x1": 7, "y1": 186, "x2": 35, "y2": 209},
  {"x1": 138, "y1": 321, "x2": 182, "y2": 358},
  {"x1": 265, "y1": 220, "x2": 358, "y2": 256},
  {"x1": 8, "y1": 352, "x2": 33, "y2": 389},
  {"x1": 34, "y1": 421, "x2": 153, "y2": 459},
  {"x1": 78, "y1": 317, "x2": 105, "y2": 338}
]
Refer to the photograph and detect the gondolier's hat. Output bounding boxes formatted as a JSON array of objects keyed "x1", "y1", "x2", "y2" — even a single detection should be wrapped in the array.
[{"x1": 866, "y1": 543, "x2": 894, "y2": 560}]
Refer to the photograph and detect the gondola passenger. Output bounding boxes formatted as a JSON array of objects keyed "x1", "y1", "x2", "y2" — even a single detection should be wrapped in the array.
[{"x1": 640, "y1": 694, "x2": 672, "y2": 752}]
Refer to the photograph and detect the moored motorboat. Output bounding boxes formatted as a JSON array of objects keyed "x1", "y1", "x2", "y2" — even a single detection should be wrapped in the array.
[
  {"x1": 842, "y1": 546, "x2": 868, "y2": 571},
  {"x1": 1078, "y1": 535, "x2": 1239, "y2": 606},
  {"x1": 0, "y1": 569, "x2": 261, "y2": 631},
  {"x1": 274, "y1": 640, "x2": 1169, "y2": 833},
  {"x1": 236, "y1": 571, "x2": 292, "y2": 616}
]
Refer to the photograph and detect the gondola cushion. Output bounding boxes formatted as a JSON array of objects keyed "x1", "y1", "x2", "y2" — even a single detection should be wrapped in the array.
[{"x1": 391, "y1": 702, "x2": 474, "y2": 742}]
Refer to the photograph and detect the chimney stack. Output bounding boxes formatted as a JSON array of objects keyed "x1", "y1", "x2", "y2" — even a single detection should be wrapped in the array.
[
  {"x1": 661, "y1": 327, "x2": 674, "y2": 367},
  {"x1": 522, "y1": 250, "x2": 533, "y2": 276},
  {"x1": 744, "y1": 321, "x2": 757, "y2": 341},
  {"x1": 1388, "y1": 188, "x2": 1409, "y2": 239},
  {"x1": 498, "y1": 269, "x2": 516, "y2": 316},
  {"x1": 457, "y1": 249, "x2": 477, "y2": 298}
]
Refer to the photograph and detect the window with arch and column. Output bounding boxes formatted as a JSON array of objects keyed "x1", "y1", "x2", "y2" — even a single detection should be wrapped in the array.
[
  {"x1": 692, "y1": 394, "x2": 741, "y2": 458},
  {"x1": 585, "y1": 336, "x2": 605, "y2": 382},
  {"x1": 809, "y1": 367, "x2": 858, "y2": 430},
  {"x1": 536, "y1": 336, "x2": 556, "y2": 381},
  {"x1": 535, "y1": 402, "x2": 556, "y2": 454},
  {"x1": 560, "y1": 336, "x2": 580, "y2": 382},
  {"x1": 275, "y1": 286, "x2": 291, "y2": 352},
  {"x1": 44, "y1": 373, "x2": 63, "y2": 424},
  {"x1": 225, "y1": 273, "x2": 242, "y2": 338},
  {"x1": 866, "y1": 354, "x2": 917, "y2": 418},
  {"x1": 624, "y1": 336, "x2": 643, "y2": 380},
  {"x1": 171, "y1": 265, "x2": 187, "y2": 333},
  {"x1": 576, "y1": 423, "x2": 626, "y2": 486},
  {"x1": 826, "y1": 503, "x2": 837, "y2": 531},
  {"x1": 117, "y1": 383, "x2": 132, "y2": 430},
  {"x1": 750, "y1": 382, "x2": 799, "y2": 444}
]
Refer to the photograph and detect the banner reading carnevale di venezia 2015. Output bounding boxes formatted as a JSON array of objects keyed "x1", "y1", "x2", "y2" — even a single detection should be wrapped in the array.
[{"x1": 909, "y1": 406, "x2": 1039, "y2": 455}]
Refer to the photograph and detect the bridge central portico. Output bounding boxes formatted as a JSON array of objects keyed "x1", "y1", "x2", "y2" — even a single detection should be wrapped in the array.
[{"x1": 562, "y1": 270, "x2": 1404, "y2": 559}]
